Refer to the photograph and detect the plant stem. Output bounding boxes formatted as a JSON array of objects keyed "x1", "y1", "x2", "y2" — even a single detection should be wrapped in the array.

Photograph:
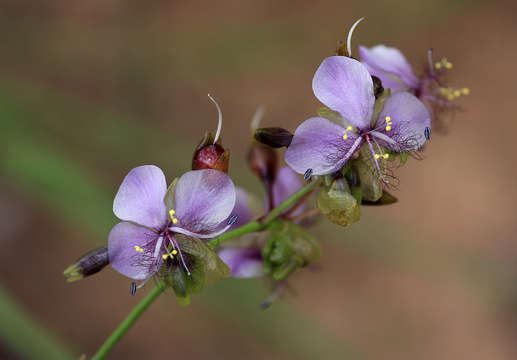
[
  {"x1": 208, "y1": 176, "x2": 323, "y2": 248},
  {"x1": 91, "y1": 176, "x2": 322, "y2": 359},
  {"x1": 91, "y1": 283, "x2": 165, "y2": 360}
]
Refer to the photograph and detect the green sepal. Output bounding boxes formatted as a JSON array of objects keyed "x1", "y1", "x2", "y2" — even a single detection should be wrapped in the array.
[
  {"x1": 371, "y1": 88, "x2": 391, "y2": 128},
  {"x1": 177, "y1": 235, "x2": 230, "y2": 285},
  {"x1": 316, "y1": 107, "x2": 345, "y2": 125},
  {"x1": 317, "y1": 178, "x2": 361, "y2": 227},
  {"x1": 354, "y1": 145, "x2": 383, "y2": 202},
  {"x1": 262, "y1": 221, "x2": 320, "y2": 280},
  {"x1": 164, "y1": 177, "x2": 179, "y2": 211},
  {"x1": 362, "y1": 191, "x2": 398, "y2": 206},
  {"x1": 158, "y1": 235, "x2": 230, "y2": 306}
]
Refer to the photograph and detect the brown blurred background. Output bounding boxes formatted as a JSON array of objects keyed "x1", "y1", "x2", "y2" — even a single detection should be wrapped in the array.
[{"x1": 1, "y1": 0, "x2": 516, "y2": 359}]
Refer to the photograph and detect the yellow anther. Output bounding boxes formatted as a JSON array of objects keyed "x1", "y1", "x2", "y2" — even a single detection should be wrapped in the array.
[
  {"x1": 169, "y1": 209, "x2": 175, "y2": 217},
  {"x1": 447, "y1": 94, "x2": 455, "y2": 101},
  {"x1": 343, "y1": 134, "x2": 348, "y2": 140},
  {"x1": 385, "y1": 116, "x2": 391, "y2": 123},
  {"x1": 461, "y1": 87, "x2": 470, "y2": 95},
  {"x1": 172, "y1": 250, "x2": 178, "y2": 255},
  {"x1": 383, "y1": 154, "x2": 390, "y2": 159},
  {"x1": 162, "y1": 254, "x2": 169, "y2": 260},
  {"x1": 346, "y1": 125, "x2": 354, "y2": 131},
  {"x1": 386, "y1": 125, "x2": 392, "y2": 131},
  {"x1": 445, "y1": 61, "x2": 453, "y2": 69},
  {"x1": 454, "y1": 90, "x2": 461, "y2": 97},
  {"x1": 134, "y1": 245, "x2": 144, "y2": 253},
  {"x1": 172, "y1": 218, "x2": 178, "y2": 224},
  {"x1": 434, "y1": 62, "x2": 442, "y2": 69},
  {"x1": 375, "y1": 154, "x2": 381, "y2": 160}
]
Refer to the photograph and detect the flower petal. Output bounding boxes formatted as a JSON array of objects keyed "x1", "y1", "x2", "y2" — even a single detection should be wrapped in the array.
[
  {"x1": 272, "y1": 166, "x2": 304, "y2": 217},
  {"x1": 108, "y1": 221, "x2": 162, "y2": 280},
  {"x1": 218, "y1": 248, "x2": 263, "y2": 278},
  {"x1": 174, "y1": 169, "x2": 236, "y2": 234},
  {"x1": 371, "y1": 92, "x2": 431, "y2": 151},
  {"x1": 312, "y1": 56, "x2": 375, "y2": 129},
  {"x1": 113, "y1": 165, "x2": 167, "y2": 230},
  {"x1": 285, "y1": 117, "x2": 363, "y2": 175},
  {"x1": 231, "y1": 187, "x2": 253, "y2": 230},
  {"x1": 359, "y1": 45, "x2": 419, "y2": 91}
]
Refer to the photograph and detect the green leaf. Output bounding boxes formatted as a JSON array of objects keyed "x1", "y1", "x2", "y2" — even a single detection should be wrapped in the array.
[{"x1": 317, "y1": 178, "x2": 361, "y2": 227}]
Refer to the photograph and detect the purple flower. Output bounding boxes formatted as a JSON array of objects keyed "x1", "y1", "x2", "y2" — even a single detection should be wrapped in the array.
[
  {"x1": 219, "y1": 166, "x2": 304, "y2": 278},
  {"x1": 359, "y1": 45, "x2": 469, "y2": 113},
  {"x1": 285, "y1": 56, "x2": 431, "y2": 178},
  {"x1": 108, "y1": 166, "x2": 236, "y2": 281}
]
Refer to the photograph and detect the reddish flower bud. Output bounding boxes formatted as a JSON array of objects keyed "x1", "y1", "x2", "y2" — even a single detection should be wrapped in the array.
[
  {"x1": 192, "y1": 132, "x2": 230, "y2": 173},
  {"x1": 247, "y1": 141, "x2": 278, "y2": 186}
]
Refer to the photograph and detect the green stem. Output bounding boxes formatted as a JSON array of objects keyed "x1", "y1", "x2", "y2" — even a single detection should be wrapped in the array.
[
  {"x1": 208, "y1": 176, "x2": 323, "y2": 248},
  {"x1": 91, "y1": 176, "x2": 322, "y2": 359},
  {"x1": 91, "y1": 283, "x2": 165, "y2": 360}
]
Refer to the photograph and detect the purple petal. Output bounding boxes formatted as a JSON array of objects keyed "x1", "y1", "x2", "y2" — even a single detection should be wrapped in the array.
[
  {"x1": 285, "y1": 117, "x2": 363, "y2": 175},
  {"x1": 359, "y1": 45, "x2": 419, "y2": 91},
  {"x1": 371, "y1": 92, "x2": 431, "y2": 151},
  {"x1": 108, "y1": 222, "x2": 162, "y2": 280},
  {"x1": 231, "y1": 187, "x2": 253, "y2": 230},
  {"x1": 272, "y1": 166, "x2": 305, "y2": 217},
  {"x1": 174, "y1": 169, "x2": 236, "y2": 235},
  {"x1": 312, "y1": 56, "x2": 375, "y2": 130},
  {"x1": 218, "y1": 248, "x2": 263, "y2": 278},
  {"x1": 113, "y1": 165, "x2": 167, "y2": 230}
]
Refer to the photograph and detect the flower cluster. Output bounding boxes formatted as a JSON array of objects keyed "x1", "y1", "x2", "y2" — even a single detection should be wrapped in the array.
[{"x1": 64, "y1": 19, "x2": 467, "y2": 308}]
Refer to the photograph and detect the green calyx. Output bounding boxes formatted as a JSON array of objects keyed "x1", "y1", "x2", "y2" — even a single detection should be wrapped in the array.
[
  {"x1": 159, "y1": 235, "x2": 230, "y2": 306},
  {"x1": 262, "y1": 220, "x2": 320, "y2": 281}
]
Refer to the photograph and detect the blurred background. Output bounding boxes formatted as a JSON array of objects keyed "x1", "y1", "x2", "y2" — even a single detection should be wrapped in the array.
[{"x1": 1, "y1": 0, "x2": 516, "y2": 359}]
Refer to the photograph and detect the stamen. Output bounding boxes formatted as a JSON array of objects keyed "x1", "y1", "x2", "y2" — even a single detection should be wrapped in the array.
[
  {"x1": 346, "y1": 17, "x2": 364, "y2": 58},
  {"x1": 304, "y1": 168, "x2": 313, "y2": 181},
  {"x1": 227, "y1": 214, "x2": 238, "y2": 226},
  {"x1": 384, "y1": 116, "x2": 392, "y2": 131},
  {"x1": 169, "y1": 209, "x2": 179, "y2": 224},
  {"x1": 365, "y1": 135, "x2": 388, "y2": 184},
  {"x1": 134, "y1": 245, "x2": 144, "y2": 253},
  {"x1": 170, "y1": 235, "x2": 191, "y2": 276},
  {"x1": 208, "y1": 94, "x2": 223, "y2": 144},
  {"x1": 153, "y1": 236, "x2": 163, "y2": 258},
  {"x1": 342, "y1": 125, "x2": 355, "y2": 140},
  {"x1": 424, "y1": 127, "x2": 431, "y2": 140}
]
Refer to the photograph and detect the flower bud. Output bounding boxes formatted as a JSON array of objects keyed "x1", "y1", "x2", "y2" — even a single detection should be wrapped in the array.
[
  {"x1": 372, "y1": 75, "x2": 384, "y2": 99},
  {"x1": 253, "y1": 127, "x2": 293, "y2": 148},
  {"x1": 192, "y1": 131, "x2": 230, "y2": 173},
  {"x1": 63, "y1": 246, "x2": 109, "y2": 282},
  {"x1": 262, "y1": 220, "x2": 320, "y2": 281},
  {"x1": 247, "y1": 141, "x2": 278, "y2": 186}
]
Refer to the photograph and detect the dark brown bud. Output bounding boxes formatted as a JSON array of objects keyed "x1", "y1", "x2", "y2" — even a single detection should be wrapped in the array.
[
  {"x1": 192, "y1": 131, "x2": 229, "y2": 173},
  {"x1": 372, "y1": 76, "x2": 384, "y2": 99},
  {"x1": 254, "y1": 127, "x2": 293, "y2": 148},
  {"x1": 63, "y1": 246, "x2": 109, "y2": 282}
]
